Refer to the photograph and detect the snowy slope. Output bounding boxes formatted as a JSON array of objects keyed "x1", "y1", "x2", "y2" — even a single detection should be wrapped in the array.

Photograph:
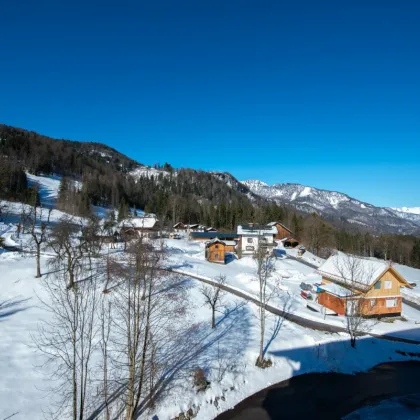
[
  {"x1": 130, "y1": 165, "x2": 172, "y2": 180},
  {"x1": 392, "y1": 207, "x2": 420, "y2": 215},
  {"x1": 241, "y1": 180, "x2": 420, "y2": 235}
]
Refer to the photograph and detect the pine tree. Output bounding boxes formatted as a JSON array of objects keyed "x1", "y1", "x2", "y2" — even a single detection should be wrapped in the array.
[{"x1": 118, "y1": 198, "x2": 129, "y2": 222}]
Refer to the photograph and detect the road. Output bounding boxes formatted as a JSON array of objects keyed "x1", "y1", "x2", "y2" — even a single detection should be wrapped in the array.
[
  {"x1": 215, "y1": 361, "x2": 420, "y2": 420},
  {"x1": 167, "y1": 268, "x2": 420, "y2": 344}
]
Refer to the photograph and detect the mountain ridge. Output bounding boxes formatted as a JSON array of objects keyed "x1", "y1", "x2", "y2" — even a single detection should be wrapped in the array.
[{"x1": 240, "y1": 179, "x2": 420, "y2": 235}]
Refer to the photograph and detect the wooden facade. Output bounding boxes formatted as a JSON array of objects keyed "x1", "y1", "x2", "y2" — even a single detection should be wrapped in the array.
[
  {"x1": 270, "y1": 222, "x2": 294, "y2": 240},
  {"x1": 319, "y1": 266, "x2": 411, "y2": 317},
  {"x1": 206, "y1": 240, "x2": 226, "y2": 264}
]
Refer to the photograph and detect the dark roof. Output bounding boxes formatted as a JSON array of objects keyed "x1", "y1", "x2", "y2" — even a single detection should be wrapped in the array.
[
  {"x1": 190, "y1": 232, "x2": 237, "y2": 240},
  {"x1": 240, "y1": 224, "x2": 273, "y2": 231}
]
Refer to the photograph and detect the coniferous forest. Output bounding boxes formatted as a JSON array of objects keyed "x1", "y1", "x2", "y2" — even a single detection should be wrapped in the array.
[{"x1": 1, "y1": 123, "x2": 419, "y2": 268}]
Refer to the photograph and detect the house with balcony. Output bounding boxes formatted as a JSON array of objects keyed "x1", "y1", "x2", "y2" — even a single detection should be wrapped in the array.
[
  {"x1": 237, "y1": 224, "x2": 278, "y2": 256},
  {"x1": 316, "y1": 252, "x2": 412, "y2": 317}
]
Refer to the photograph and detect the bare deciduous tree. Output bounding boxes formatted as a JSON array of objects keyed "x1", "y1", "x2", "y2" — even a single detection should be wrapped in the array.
[
  {"x1": 112, "y1": 236, "x2": 187, "y2": 420},
  {"x1": 200, "y1": 274, "x2": 226, "y2": 329},
  {"x1": 253, "y1": 242, "x2": 279, "y2": 367},
  {"x1": 334, "y1": 253, "x2": 376, "y2": 348},
  {"x1": 49, "y1": 216, "x2": 85, "y2": 289},
  {"x1": 30, "y1": 203, "x2": 52, "y2": 278},
  {"x1": 33, "y1": 263, "x2": 99, "y2": 420}
]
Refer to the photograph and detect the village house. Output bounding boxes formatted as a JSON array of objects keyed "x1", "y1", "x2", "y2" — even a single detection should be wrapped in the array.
[
  {"x1": 316, "y1": 253, "x2": 413, "y2": 317},
  {"x1": 267, "y1": 221, "x2": 296, "y2": 241},
  {"x1": 237, "y1": 224, "x2": 277, "y2": 256},
  {"x1": 119, "y1": 215, "x2": 158, "y2": 239},
  {"x1": 205, "y1": 238, "x2": 227, "y2": 264},
  {"x1": 173, "y1": 222, "x2": 186, "y2": 232}
]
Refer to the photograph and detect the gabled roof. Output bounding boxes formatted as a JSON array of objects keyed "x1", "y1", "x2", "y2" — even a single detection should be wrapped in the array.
[
  {"x1": 173, "y1": 222, "x2": 185, "y2": 228},
  {"x1": 317, "y1": 252, "x2": 411, "y2": 292},
  {"x1": 119, "y1": 216, "x2": 157, "y2": 229},
  {"x1": 205, "y1": 238, "x2": 226, "y2": 247},
  {"x1": 237, "y1": 225, "x2": 277, "y2": 236},
  {"x1": 267, "y1": 221, "x2": 294, "y2": 233}
]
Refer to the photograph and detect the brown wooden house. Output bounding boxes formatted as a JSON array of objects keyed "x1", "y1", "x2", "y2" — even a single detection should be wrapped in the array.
[
  {"x1": 268, "y1": 222, "x2": 296, "y2": 241},
  {"x1": 205, "y1": 239, "x2": 226, "y2": 264},
  {"x1": 317, "y1": 253, "x2": 412, "y2": 317}
]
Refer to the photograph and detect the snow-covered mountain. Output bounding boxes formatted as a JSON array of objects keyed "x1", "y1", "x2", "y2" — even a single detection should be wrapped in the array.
[
  {"x1": 391, "y1": 207, "x2": 420, "y2": 215},
  {"x1": 241, "y1": 180, "x2": 420, "y2": 235}
]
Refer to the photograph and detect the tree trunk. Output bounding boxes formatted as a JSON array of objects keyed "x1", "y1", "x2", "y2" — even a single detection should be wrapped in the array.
[
  {"x1": 211, "y1": 307, "x2": 216, "y2": 329},
  {"x1": 35, "y1": 243, "x2": 41, "y2": 278}
]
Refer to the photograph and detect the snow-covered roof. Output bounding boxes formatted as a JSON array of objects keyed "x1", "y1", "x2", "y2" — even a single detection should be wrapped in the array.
[
  {"x1": 237, "y1": 225, "x2": 277, "y2": 236},
  {"x1": 319, "y1": 283, "x2": 355, "y2": 298},
  {"x1": 223, "y1": 240, "x2": 237, "y2": 246},
  {"x1": 317, "y1": 252, "x2": 395, "y2": 291},
  {"x1": 119, "y1": 216, "x2": 157, "y2": 229},
  {"x1": 267, "y1": 221, "x2": 293, "y2": 232}
]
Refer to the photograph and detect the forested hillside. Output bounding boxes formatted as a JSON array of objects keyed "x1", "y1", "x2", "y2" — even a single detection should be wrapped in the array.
[{"x1": 1, "y1": 123, "x2": 419, "y2": 268}]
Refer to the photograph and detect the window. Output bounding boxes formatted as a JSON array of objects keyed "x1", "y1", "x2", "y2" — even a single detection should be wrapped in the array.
[
  {"x1": 384, "y1": 280, "x2": 392, "y2": 289},
  {"x1": 386, "y1": 298, "x2": 397, "y2": 308},
  {"x1": 215, "y1": 254, "x2": 219, "y2": 259},
  {"x1": 246, "y1": 246, "x2": 254, "y2": 251},
  {"x1": 247, "y1": 238, "x2": 253, "y2": 244},
  {"x1": 370, "y1": 299, "x2": 376, "y2": 307},
  {"x1": 215, "y1": 245, "x2": 219, "y2": 249},
  {"x1": 374, "y1": 281, "x2": 381, "y2": 290}
]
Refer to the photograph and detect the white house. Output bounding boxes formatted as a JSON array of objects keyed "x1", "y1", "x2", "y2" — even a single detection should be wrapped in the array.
[{"x1": 237, "y1": 224, "x2": 278, "y2": 256}]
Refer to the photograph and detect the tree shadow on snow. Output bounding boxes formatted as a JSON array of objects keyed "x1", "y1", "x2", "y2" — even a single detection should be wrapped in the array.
[
  {"x1": 89, "y1": 299, "x2": 253, "y2": 419},
  {"x1": 0, "y1": 297, "x2": 32, "y2": 320}
]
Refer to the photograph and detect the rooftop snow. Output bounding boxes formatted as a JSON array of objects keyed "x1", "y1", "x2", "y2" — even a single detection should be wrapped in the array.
[
  {"x1": 237, "y1": 225, "x2": 277, "y2": 235},
  {"x1": 319, "y1": 283, "x2": 355, "y2": 298},
  {"x1": 317, "y1": 252, "x2": 391, "y2": 290},
  {"x1": 118, "y1": 216, "x2": 157, "y2": 229}
]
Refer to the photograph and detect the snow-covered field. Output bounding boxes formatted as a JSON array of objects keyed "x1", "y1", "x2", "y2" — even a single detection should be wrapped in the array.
[
  {"x1": 1, "y1": 225, "x2": 420, "y2": 419},
  {"x1": 165, "y1": 236, "x2": 420, "y2": 342}
]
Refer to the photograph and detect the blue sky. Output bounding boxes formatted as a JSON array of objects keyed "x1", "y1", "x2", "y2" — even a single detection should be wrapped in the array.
[{"x1": 1, "y1": 1, "x2": 419, "y2": 207}]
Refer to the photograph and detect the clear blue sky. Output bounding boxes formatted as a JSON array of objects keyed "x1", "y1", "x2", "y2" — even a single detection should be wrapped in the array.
[{"x1": 1, "y1": 1, "x2": 419, "y2": 207}]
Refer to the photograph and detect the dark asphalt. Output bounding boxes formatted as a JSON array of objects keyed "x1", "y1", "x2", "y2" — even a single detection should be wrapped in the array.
[{"x1": 215, "y1": 361, "x2": 420, "y2": 420}]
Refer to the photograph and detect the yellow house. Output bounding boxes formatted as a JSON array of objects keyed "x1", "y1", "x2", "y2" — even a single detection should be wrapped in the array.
[{"x1": 317, "y1": 253, "x2": 412, "y2": 316}]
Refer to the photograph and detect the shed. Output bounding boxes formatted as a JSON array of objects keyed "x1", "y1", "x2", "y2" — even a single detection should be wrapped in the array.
[{"x1": 205, "y1": 239, "x2": 226, "y2": 264}]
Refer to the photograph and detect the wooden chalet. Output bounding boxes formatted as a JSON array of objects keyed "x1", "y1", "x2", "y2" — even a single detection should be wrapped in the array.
[
  {"x1": 173, "y1": 222, "x2": 186, "y2": 231},
  {"x1": 205, "y1": 239, "x2": 226, "y2": 264},
  {"x1": 119, "y1": 216, "x2": 158, "y2": 239},
  {"x1": 316, "y1": 253, "x2": 412, "y2": 317},
  {"x1": 267, "y1": 222, "x2": 295, "y2": 241}
]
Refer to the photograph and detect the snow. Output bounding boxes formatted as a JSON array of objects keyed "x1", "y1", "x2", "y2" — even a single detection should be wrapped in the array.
[
  {"x1": 26, "y1": 173, "x2": 61, "y2": 200},
  {"x1": 236, "y1": 225, "x2": 277, "y2": 235},
  {"x1": 1, "y1": 225, "x2": 420, "y2": 420},
  {"x1": 361, "y1": 203, "x2": 367, "y2": 209},
  {"x1": 392, "y1": 207, "x2": 420, "y2": 215},
  {"x1": 317, "y1": 252, "x2": 390, "y2": 290},
  {"x1": 299, "y1": 186, "x2": 312, "y2": 197},
  {"x1": 130, "y1": 166, "x2": 171, "y2": 180},
  {"x1": 319, "y1": 283, "x2": 355, "y2": 297},
  {"x1": 118, "y1": 215, "x2": 157, "y2": 229}
]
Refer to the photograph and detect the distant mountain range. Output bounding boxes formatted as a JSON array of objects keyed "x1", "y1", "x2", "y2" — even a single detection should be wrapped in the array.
[
  {"x1": 239, "y1": 180, "x2": 420, "y2": 235},
  {"x1": 1, "y1": 123, "x2": 419, "y2": 236}
]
